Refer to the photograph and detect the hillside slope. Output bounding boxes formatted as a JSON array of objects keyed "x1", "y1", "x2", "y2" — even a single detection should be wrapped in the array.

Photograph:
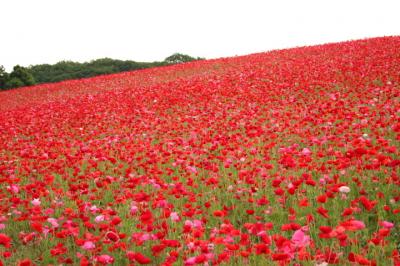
[{"x1": 0, "y1": 37, "x2": 399, "y2": 265}]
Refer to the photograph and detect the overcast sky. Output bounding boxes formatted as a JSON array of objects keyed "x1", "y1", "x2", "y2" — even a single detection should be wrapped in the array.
[{"x1": 1, "y1": 0, "x2": 399, "y2": 71}]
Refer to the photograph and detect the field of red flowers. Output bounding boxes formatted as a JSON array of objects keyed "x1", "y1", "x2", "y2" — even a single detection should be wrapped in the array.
[{"x1": 0, "y1": 36, "x2": 399, "y2": 266}]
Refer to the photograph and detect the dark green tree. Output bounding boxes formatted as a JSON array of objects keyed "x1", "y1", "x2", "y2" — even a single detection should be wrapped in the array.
[
  {"x1": 164, "y1": 53, "x2": 202, "y2": 64},
  {"x1": 7, "y1": 65, "x2": 36, "y2": 88},
  {"x1": 4, "y1": 77, "x2": 24, "y2": 89},
  {"x1": 0, "y1": 65, "x2": 9, "y2": 90}
]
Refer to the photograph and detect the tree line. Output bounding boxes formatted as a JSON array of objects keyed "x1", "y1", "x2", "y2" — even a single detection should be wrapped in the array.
[{"x1": 0, "y1": 53, "x2": 203, "y2": 90}]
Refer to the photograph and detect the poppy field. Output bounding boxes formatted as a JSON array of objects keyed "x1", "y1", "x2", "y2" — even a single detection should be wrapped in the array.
[{"x1": 0, "y1": 36, "x2": 399, "y2": 265}]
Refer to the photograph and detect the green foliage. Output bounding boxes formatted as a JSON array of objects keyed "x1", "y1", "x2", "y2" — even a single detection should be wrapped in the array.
[
  {"x1": 164, "y1": 53, "x2": 204, "y2": 64},
  {"x1": 0, "y1": 65, "x2": 8, "y2": 90},
  {"x1": 28, "y1": 58, "x2": 164, "y2": 84},
  {"x1": 1, "y1": 53, "x2": 203, "y2": 90},
  {"x1": 9, "y1": 65, "x2": 36, "y2": 86},
  {"x1": 0, "y1": 65, "x2": 36, "y2": 90},
  {"x1": 4, "y1": 77, "x2": 25, "y2": 88}
]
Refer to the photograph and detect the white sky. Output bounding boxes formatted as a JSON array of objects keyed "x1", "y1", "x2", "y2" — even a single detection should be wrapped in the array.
[{"x1": 1, "y1": 0, "x2": 399, "y2": 71}]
